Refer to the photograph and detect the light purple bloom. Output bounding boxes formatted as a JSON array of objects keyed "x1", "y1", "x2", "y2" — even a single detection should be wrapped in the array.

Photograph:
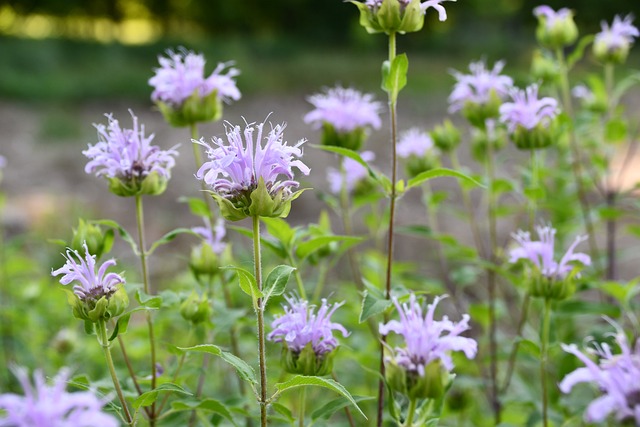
[
  {"x1": 533, "y1": 5, "x2": 573, "y2": 29},
  {"x1": 595, "y1": 15, "x2": 639, "y2": 51},
  {"x1": 572, "y1": 84, "x2": 595, "y2": 103},
  {"x1": 397, "y1": 128, "x2": 434, "y2": 158},
  {"x1": 560, "y1": 326, "x2": 640, "y2": 424},
  {"x1": 51, "y1": 242, "x2": 124, "y2": 302},
  {"x1": 499, "y1": 84, "x2": 559, "y2": 132},
  {"x1": 448, "y1": 60, "x2": 513, "y2": 113},
  {"x1": 0, "y1": 366, "x2": 119, "y2": 427},
  {"x1": 380, "y1": 294, "x2": 477, "y2": 376},
  {"x1": 84, "y1": 110, "x2": 179, "y2": 181},
  {"x1": 326, "y1": 151, "x2": 374, "y2": 194},
  {"x1": 195, "y1": 119, "x2": 310, "y2": 200},
  {"x1": 268, "y1": 295, "x2": 349, "y2": 356},
  {"x1": 304, "y1": 86, "x2": 382, "y2": 134},
  {"x1": 0, "y1": 155, "x2": 6, "y2": 169},
  {"x1": 149, "y1": 49, "x2": 241, "y2": 107},
  {"x1": 192, "y1": 217, "x2": 227, "y2": 255},
  {"x1": 509, "y1": 225, "x2": 591, "y2": 279},
  {"x1": 364, "y1": 0, "x2": 454, "y2": 21}
]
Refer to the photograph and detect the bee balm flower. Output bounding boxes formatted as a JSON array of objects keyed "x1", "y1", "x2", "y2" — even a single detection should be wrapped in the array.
[
  {"x1": 195, "y1": 118, "x2": 310, "y2": 220},
  {"x1": 0, "y1": 367, "x2": 119, "y2": 427},
  {"x1": 533, "y1": 5, "x2": 578, "y2": 49},
  {"x1": 326, "y1": 151, "x2": 375, "y2": 195},
  {"x1": 397, "y1": 128, "x2": 438, "y2": 177},
  {"x1": 352, "y1": 0, "x2": 455, "y2": 35},
  {"x1": 593, "y1": 15, "x2": 639, "y2": 64}
]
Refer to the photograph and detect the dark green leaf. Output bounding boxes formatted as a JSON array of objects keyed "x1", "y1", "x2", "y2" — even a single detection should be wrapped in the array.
[
  {"x1": 406, "y1": 168, "x2": 485, "y2": 191},
  {"x1": 263, "y1": 265, "x2": 295, "y2": 304},
  {"x1": 93, "y1": 219, "x2": 139, "y2": 255},
  {"x1": 295, "y1": 235, "x2": 362, "y2": 260},
  {"x1": 148, "y1": 228, "x2": 196, "y2": 255},
  {"x1": 359, "y1": 290, "x2": 393, "y2": 323},
  {"x1": 169, "y1": 399, "x2": 237, "y2": 426},
  {"x1": 135, "y1": 290, "x2": 163, "y2": 309},
  {"x1": 178, "y1": 344, "x2": 258, "y2": 385},
  {"x1": 133, "y1": 383, "x2": 192, "y2": 409},
  {"x1": 311, "y1": 395, "x2": 374, "y2": 421}
]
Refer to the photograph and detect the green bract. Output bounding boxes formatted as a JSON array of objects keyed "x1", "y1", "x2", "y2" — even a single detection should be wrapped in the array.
[
  {"x1": 351, "y1": 0, "x2": 425, "y2": 35},
  {"x1": 180, "y1": 292, "x2": 212, "y2": 324},
  {"x1": 71, "y1": 219, "x2": 113, "y2": 260},
  {"x1": 431, "y1": 119, "x2": 461, "y2": 153},
  {"x1": 65, "y1": 285, "x2": 129, "y2": 323},
  {"x1": 281, "y1": 343, "x2": 336, "y2": 377},
  {"x1": 108, "y1": 171, "x2": 168, "y2": 197},
  {"x1": 155, "y1": 89, "x2": 223, "y2": 127},
  {"x1": 511, "y1": 122, "x2": 557, "y2": 150},
  {"x1": 386, "y1": 358, "x2": 452, "y2": 400},
  {"x1": 321, "y1": 123, "x2": 367, "y2": 151}
]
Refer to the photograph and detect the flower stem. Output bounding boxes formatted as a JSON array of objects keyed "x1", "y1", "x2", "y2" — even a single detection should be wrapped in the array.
[
  {"x1": 404, "y1": 398, "x2": 418, "y2": 427},
  {"x1": 288, "y1": 255, "x2": 308, "y2": 300},
  {"x1": 540, "y1": 298, "x2": 552, "y2": 427},
  {"x1": 339, "y1": 161, "x2": 364, "y2": 292},
  {"x1": 298, "y1": 386, "x2": 306, "y2": 427},
  {"x1": 500, "y1": 292, "x2": 531, "y2": 393},
  {"x1": 253, "y1": 215, "x2": 268, "y2": 427},
  {"x1": 135, "y1": 194, "x2": 157, "y2": 425},
  {"x1": 378, "y1": 30, "x2": 398, "y2": 427},
  {"x1": 97, "y1": 319, "x2": 134, "y2": 426}
]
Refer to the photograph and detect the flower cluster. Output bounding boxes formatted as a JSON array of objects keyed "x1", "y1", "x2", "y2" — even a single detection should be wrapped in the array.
[
  {"x1": 594, "y1": 15, "x2": 639, "y2": 64},
  {"x1": 84, "y1": 111, "x2": 178, "y2": 197},
  {"x1": 195, "y1": 119, "x2": 310, "y2": 220},
  {"x1": 326, "y1": 151, "x2": 375, "y2": 195},
  {"x1": 499, "y1": 84, "x2": 559, "y2": 149},
  {"x1": 304, "y1": 86, "x2": 381, "y2": 150},
  {"x1": 560, "y1": 327, "x2": 640, "y2": 425},
  {"x1": 449, "y1": 60, "x2": 513, "y2": 126},
  {"x1": 192, "y1": 217, "x2": 227, "y2": 255},
  {"x1": 189, "y1": 217, "x2": 228, "y2": 280},
  {"x1": 149, "y1": 49, "x2": 241, "y2": 126},
  {"x1": 354, "y1": 0, "x2": 454, "y2": 35},
  {"x1": 51, "y1": 242, "x2": 128, "y2": 322},
  {"x1": 0, "y1": 366, "x2": 119, "y2": 427},
  {"x1": 533, "y1": 5, "x2": 578, "y2": 48},
  {"x1": 268, "y1": 295, "x2": 349, "y2": 375},
  {"x1": 397, "y1": 128, "x2": 437, "y2": 177}
]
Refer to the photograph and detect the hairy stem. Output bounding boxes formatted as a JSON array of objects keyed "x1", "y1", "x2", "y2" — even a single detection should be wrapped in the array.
[
  {"x1": 253, "y1": 216, "x2": 268, "y2": 427},
  {"x1": 540, "y1": 298, "x2": 552, "y2": 427}
]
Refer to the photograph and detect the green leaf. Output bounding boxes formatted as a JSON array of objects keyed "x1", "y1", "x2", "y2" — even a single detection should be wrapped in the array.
[
  {"x1": 382, "y1": 53, "x2": 408, "y2": 104},
  {"x1": 567, "y1": 34, "x2": 594, "y2": 69},
  {"x1": 93, "y1": 219, "x2": 139, "y2": 255},
  {"x1": 491, "y1": 178, "x2": 515, "y2": 196},
  {"x1": 148, "y1": 228, "x2": 196, "y2": 255},
  {"x1": 229, "y1": 225, "x2": 288, "y2": 259},
  {"x1": 518, "y1": 339, "x2": 541, "y2": 359},
  {"x1": 221, "y1": 266, "x2": 262, "y2": 307},
  {"x1": 135, "y1": 290, "x2": 163, "y2": 309},
  {"x1": 312, "y1": 145, "x2": 378, "y2": 180},
  {"x1": 109, "y1": 306, "x2": 156, "y2": 341},
  {"x1": 132, "y1": 383, "x2": 192, "y2": 409},
  {"x1": 605, "y1": 118, "x2": 628, "y2": 143},
  {"x1": 555, "y1": 300, "x2": 621, "y2": 318},
  {"x1": 179, "y1": 196, "x2": 211, "y2": 218},
  {"x1": 600, "y1": 280, "x2": 640, "y2": 306},
  {"x1": 169, "y1": 399, "x2": 237, "y2": 426},
  {"x1": 311, "y1": 395, "x2": 374, "y2": 421},
  {"x1": 359, "y1": 290, "x2": 393, "y2": 323},
  {"x1": 178, "y1": 344, "x2": 258, "y2": 385},
  {"x1": 271, "y1": 402, "x2": 295, "y2": 423},
  {"x1": 263, "y1": 265, "x2": 295, "y2": 304},
  {"x1": 262, "y1": 217, "x2": 296, "y2": 249},
  {"x1": 295, "y1": 235, "x2": 363, "y2": 260},
  {"x1": 406, "y1": 168, "x2": 485, "y2": 191},
  {"x1": 273, "y1": 375, "x2": 366, "y2": 419}
]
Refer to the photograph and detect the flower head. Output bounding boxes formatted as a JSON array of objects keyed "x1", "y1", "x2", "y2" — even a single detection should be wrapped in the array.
[
  {"x1": 533, "y1": 5, "x2": 578, "y2": 48},
  {"x1": 560, "y1": 325, "x2": 640, "y2": 424},
  {"x1": 380, "y1": 294, "x2": 477, "y2": 377},
  {"x1": 448, "y1": 60, "x2": 513, "y2": 122},
  {"x1": 397, "y1": 128, "x2": 434, "y2": 158},
  {"x1": 354, "y1": 0, "x2": 455, "y2": 34},
  {"x1": 499, "y1": 84, "x2": 559, "y2": 149},
  {"x1": 0, "y1": 366, "x2": 119, "y2": 427},
  {"x1": 594, "y1": 15, "x2": 639, "y2": 64},
  {"x1": 304, "y1": 86, "x2": 381, "y2": 150},
  {"x1": 189, "y1": 217, "x2": 228, "y2": 280},
  {"x1": 268, "y1": 295, "x2": 349, "y2": 376},
  {"x1": 326, "y1": 151, "x2": 374, "y2": 195},
  {"x1": 84, "y1": 111, "x2": 179, "y2": 196},
  {"x1": 149, "y1": 49, "x2": 240, "y2": 126},
  {"x1": 52, "y1": 242, "x2": 128, "y2": 322},
  {"x1": 192, "y1": 217, "x2": 227, "y2": 255},
  {"x1": 195, "y1": 118, "x2": 310, "y2": 220}
]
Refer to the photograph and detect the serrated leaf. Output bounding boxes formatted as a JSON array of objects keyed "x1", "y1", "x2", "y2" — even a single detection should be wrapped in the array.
[
  {"x1": 274, "y1": 375, "x2": 366, "y2": 419},
  {"x1": 221, "y1": 266, "x2": 262, "y2": 307},
  {"x1": 169, "y1": 399, "x2": 237, "y2": 426},
  {"x1": 311, "y1": 395, "x2": 374, "y2": 421},
  {"x1": 262, "y1": 217, "x2": 296, "y2": 249},
  {"x1": 359, "y1": 291, "x2": 393, "y2": 323},
  {"x1": 133, "y1": 383, "x2": 192, "y2": 409},
  {"x1": 406, "y1": 168, "x2": 484, "y2": 191},
  {"x1": 382, "y1": 53, "x2": 408, "y2": 104},
  {"x1": 263, "y1": 265, "x2": 295, "y2": 304},
  {"x1": 93, "y1": 219, "x2": 139, "y2": 255},
  {"x1": 148, "y1": 228, "x2": 196, "y2": 255},
  {"x1": 295, "y1": 235, "x2": 363, "y2": 260},
  {"x1": 178, "y1": 344, "x2": 258, "y2": 385},
  {"x1": 271, "y1": 402, "x2": 295, "y2": 423},
  {"x1": 135, "y1": 290, "x2": 163, "y2": 309}
]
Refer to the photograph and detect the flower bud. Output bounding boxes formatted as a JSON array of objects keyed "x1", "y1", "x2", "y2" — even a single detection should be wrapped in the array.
[
  {"x1": 108, "y1": 171, "x2": 169, "y2": 197},
  {"x1": 534, "y1": 6, "x2": 578, "y2": 49},
  {"x1": 510, "y1": 122, "x2": 557, "y2": 150},
  {"x1": 321, "y1": 123, "x2": 367, "y2": 151},
  {"x1": 531, "y1": 50, "x2": 560, "y2": 84},
  {"x1": 461, "y1": 90, "x2": 504, "y2": 129},
  {"x1": 528, "y1": 271, "x2": 576, "y2": 301},
  {"x1": 66, "y1": 285, "x2": 129, "y2": 323},
  {"x1": 593, "y1": 38, "x2": 631, "y2": 65},
  {"x1": 180, "y1": 292, "x2": 212, "y2": 324},
  {"x1": 189, "y1": 242, "x2": 223, "y2": 281},
  {"x1": 281, "y1": 343, "x2": 336, "y2": 377},
  {"x1": 352, "y1": 0, "x2": 425, "y2": 35},
  {"x1": 156, "y1": 90, "x2": 224, "y2": 128},
  {"x1": 431, "y1": 120, "x2": 461, "y2": 152},
  {"x1": 470, "y1": 124, "x2": 506, "y2": 162},
  {"x1": 385, "y1": 358, "x2": 452, "y2": 400},
  {"x1": 71, "y1": 219, "x2": 113, "y2": 260},
  {"x1": 404, "y1": 154, "x2": 438, "y2": 179}
]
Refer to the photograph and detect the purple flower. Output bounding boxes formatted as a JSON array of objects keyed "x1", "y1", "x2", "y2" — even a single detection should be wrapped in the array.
[
  {"x1": 0, "y1": 155, "x2": 6, "y2": 169},
  {"x1": 364, "y1": 0, "x2": 453, "y2": 21},
  {"x1": 149, "y1": 49, "x2": 240, "y2": 107},
  {"x1": 195, "y1": 119, "x2": 309, "y2": 210},
  {"x1": 326, "y1": 151, "x2": 374, "y2": 194},
  {"x1": 509, "y1": 225, "x2": 591, "y2": 280},
  {"x1": 52, "y1": 242, "x2": 124, "y2": 302},
  {"x1": 304, "y1": 86, "x2": 382, "y2": 134},
  {"x1": 560, "y1": 326, "x2": 640, "y2": 424},
  {"x1": 192, "y1": 217, "x2": 227, "y2": 255},
  {"x1": 84, "y1": 111, "x2": 179, "y2": 183},
  {"x1": 0, "y1": 366, "x2": 119, "y2": 427},
  {"x1": 596, "y1": 15, "x2": 639, "y2": 51},
  {"x1": 533, "y1": 6, "x2": 573, "y2": 30},
  {"x1": 499, "y1": 84, "x2": 559, "y2": 133},
  {"x1": 397, "y1": 128, "x2": 434, "y2": 158},
  {"x1": 268, "y1": 295, "x2": 349, "y2": 356},
  {"x1": 380, "y1": 294, "x2": 477, "y2": 376},
  {"x1": 448, "y1": 60, "x2": 513, "y2": 113}
]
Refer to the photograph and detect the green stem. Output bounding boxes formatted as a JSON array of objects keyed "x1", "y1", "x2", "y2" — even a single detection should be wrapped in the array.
[
  {"x1": 298, "y1": 387, "x2": 306, "y2": 427},
  {"x1": 378, "y1": 30, "x2": 398, "y2": 427},
  {"x1": 97, "y1": 320, "x2": 134, "y2": 426},
  {"x1": 311, "y1": 260, "x2": 329, "y2": 303},
  {"x1": 541, "y1": 298, "x2": 552, "y2": 427},
  {"x1": 339, "y1": 162, "x2": 364, "y2": 292},
  {"x1": 555, "y1": 48, "x2": 600, "y2": 266},
  {"x1": 501, "y1": 292, "x2": 531, "y2": 393},
  {"x1": 404, "y1": 398, "x2": 418, "y2": 427},
  {"x1": 528, "y1": 150, "x2": 540, "y2": 231},
  {"x1": 157, "y1": 327, "x2": 193, "y2": 414},
  {"x1": 135, "y1": 194, "x2": 157, "y2": 426},
  {"x1": 253, "y1": 215, "x2": 268, "y2": 427},
  {"x1": 604, "y1": 63, "x2": 617, "y2": 282},
  {"x1": 288, "y1": 255, "x2": 308, "y2": 299}
]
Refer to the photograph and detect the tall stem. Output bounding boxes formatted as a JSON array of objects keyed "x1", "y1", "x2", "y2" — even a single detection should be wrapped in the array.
[
  {"x1": 404, "y1": 398, "x2": 418, "y2": 427},
  {"x1": 555, "y1": 48, "x2": 599, "y2": 265},
  {"x1": 378, "y1": 30, "x2": 398, "y2": 427},
  {"x1": 97, "y1": 320, "x2": 134, "y2": 426},
  {"x1": 339, "y1": 162, "x2": 364, "y2": 292},
  {"x1": 135, "y1": 194, "x2": 157, "y2": 426},
  {"x1": 540, "y1": 298, "x2": 552, "y2": 427},
  {"x1": 606, "y1": 191, "x2": 617, "y2": 280},
  {"x1": 500, "y1": 292, "x2": 531, "y2": 393},
  {"x1": 298, "y1": 386, "x2": 306, "y2": 427},
  {"x1": 253, "y1": 216, "x2": 268, "y2": 427}
]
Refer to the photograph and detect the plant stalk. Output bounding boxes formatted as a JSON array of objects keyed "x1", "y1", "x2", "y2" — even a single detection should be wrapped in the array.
[
  {"x1": 253, "y1": 215, "x2": 268, "y2": 427},
  {"x1": 404, "y1": 398, "x2": 418, "y2": 427},
  {"x1": 540, "y1": 298, "x2": 552, "y2": 427}
]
